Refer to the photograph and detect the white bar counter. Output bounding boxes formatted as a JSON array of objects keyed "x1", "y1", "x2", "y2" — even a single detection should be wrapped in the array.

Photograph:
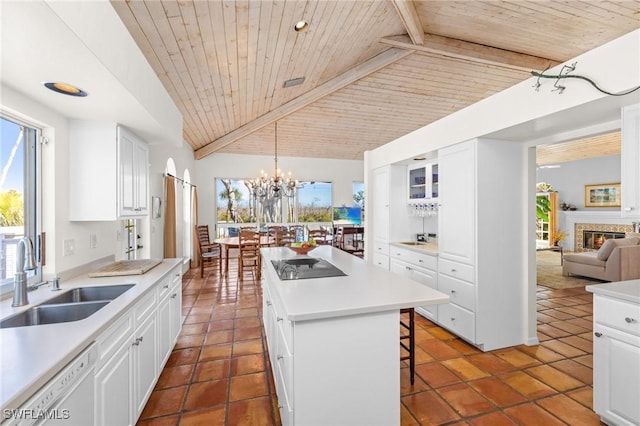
[{"x1": 260, "y1": 246, "x2": 449, "y2": 426}]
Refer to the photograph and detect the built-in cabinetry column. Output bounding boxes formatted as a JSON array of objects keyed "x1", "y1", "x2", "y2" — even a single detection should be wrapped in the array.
[
  {"x1": 621, "y1": 103, "x2": 640, "y2": 219},
  {"x1": 371, "y1": 165, "x2": 410, "y2": 270},
  {"x1": 436, "y1": 138, "x2": 526, "y2": 351}
]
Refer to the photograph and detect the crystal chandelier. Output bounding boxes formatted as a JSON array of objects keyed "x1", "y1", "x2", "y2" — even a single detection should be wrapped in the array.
[{"x1": 245, "y1": 121, "x2": 298, "y2": 201}]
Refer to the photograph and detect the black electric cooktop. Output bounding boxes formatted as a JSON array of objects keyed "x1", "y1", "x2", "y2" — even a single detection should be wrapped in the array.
[{"x1": 271, "y1": 258, "x2": 347, "y2": 280}]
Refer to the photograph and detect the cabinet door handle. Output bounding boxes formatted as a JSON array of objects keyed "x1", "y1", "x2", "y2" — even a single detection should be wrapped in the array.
[
  {"x1": 625, "y1": 317, "x2": 636, "y2": 323},
  {"x1": 266, "y1": 300, "x2": 272, "y2": 306},
  {"x1": 418, "y1": 259, "x2": 424, "y2": 263},
  {"x1": 451, "y1": 317, "x2": 456, "y2": 322},
  {"x1": 171, "y1": 293, "x2": 177, "y2": 299},
  {"x1": 132, "y1": 336, "x2": 143, "y2": 346},
  {"x1": 277, "y1": 316, "x2": 283, "y2": 322},
  {"x1": 451, "y1": 290, "x2": 456, "y2": 294},
  {"x1": 451, "y1": 269, "x2": 457, "y2": 273},
  {"x1": 277, "y1": 355, "x2": 284, "y2": 360},
  {"x1": 594, "y1": 332, "x2": 602, "y2": 337},
  {"x1": 405, "y1": 266, "x2": 411, "y2": 271},
  {"x1": 163, "y1": 284, "x2": 169, "y2": 289}
]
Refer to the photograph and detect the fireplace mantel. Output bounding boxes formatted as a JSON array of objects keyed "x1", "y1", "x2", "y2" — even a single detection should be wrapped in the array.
[{"x1": 561, "y1": 211, "x2": 633, "y2": 251}]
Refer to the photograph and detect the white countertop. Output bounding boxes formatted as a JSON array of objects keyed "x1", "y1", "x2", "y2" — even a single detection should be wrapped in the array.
[
  {"x1": 0, "y1": 258, "x2": 182, "y2": 412},
  {"x1": 586, "y1": 279, "x2": 640, "y2": 304},
  {"x1": 261, "y1": 246, "x2": 449, "y2": 321},
  {"x1": 390, "y1": 241, "x2": 439, "y2": 255}
]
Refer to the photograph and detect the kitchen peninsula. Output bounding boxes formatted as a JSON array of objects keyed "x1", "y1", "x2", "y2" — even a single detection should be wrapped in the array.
[{"x1": 260, "y1": 245, "x2": 449, "y2": 426}]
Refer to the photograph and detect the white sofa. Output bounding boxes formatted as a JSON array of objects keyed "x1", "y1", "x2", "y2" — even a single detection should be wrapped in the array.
[{"x1": 563, "y1": 236, "x2": 640, "y2": 282}]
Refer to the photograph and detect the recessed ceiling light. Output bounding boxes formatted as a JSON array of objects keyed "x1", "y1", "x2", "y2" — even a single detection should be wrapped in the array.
[
  {"x1": 44, "y1": 82, "x2": 88, "y2": 97},
  {"x1": 294, "y1": 20, "x2": 309, "y2": 32},
  {"x1": 283, "y1": 77, "x2": 305, "y2": 88}
]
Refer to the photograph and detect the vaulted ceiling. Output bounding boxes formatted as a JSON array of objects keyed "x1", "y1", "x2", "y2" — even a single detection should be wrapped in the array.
[{"x1": 111, "y1": 0, "x2": 639, "y2": 161}]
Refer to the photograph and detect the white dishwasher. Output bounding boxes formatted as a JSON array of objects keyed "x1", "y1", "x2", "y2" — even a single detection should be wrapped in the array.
[{"x1": 3, "y1": 343, "x2": 97, "y2": 426}]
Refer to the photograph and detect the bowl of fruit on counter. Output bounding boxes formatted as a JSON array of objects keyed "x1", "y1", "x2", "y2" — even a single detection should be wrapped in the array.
[{"x1": 288, "y1": 238, "x2": 318, "y2": 255}]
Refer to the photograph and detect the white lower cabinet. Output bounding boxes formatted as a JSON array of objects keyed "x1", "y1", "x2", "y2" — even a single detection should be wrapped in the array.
[
  {"x1": 95, "y1": 343, "x2": 132, "y2": 426},
  {"x1": 592, "y1": 291, "x2": 640, "y2": 426},
  {"x1": 389, "y1": 247, "x2": 438, "y2": 321},
  {"x1": 94, "y1": 265, "x2": 182, "y2": 425}
]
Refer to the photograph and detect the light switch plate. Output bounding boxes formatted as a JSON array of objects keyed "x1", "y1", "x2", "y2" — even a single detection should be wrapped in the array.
[{"x1": 63, "y1": 239, "x2": 75, "y2": 256}]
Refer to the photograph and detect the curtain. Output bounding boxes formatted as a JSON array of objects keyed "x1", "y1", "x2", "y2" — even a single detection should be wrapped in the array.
[
  {"x1": 163, "y1": 175, "x2": 177, "y2": 258},
  {"x1": 191, "y1": 186, "x2": 199, "y2": 268}
]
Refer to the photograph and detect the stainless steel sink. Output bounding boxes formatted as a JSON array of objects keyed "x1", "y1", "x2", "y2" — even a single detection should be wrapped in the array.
[
  {"x1": 0, "y1": 302, "x2": 109, "y2": 328},
  {"x1": 43, "y1": 284, "x2": 135, "y2": 305}
]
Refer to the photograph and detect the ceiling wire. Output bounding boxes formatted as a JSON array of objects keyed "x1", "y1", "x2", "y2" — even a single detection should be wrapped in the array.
[{"x1": 531, "y1": 62, "x2": 640, "y2": 96}]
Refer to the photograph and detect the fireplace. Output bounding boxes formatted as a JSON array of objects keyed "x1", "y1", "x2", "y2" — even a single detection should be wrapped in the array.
[
  {"x1": 574, "y1": 222, "x2": 633, "y2": 252},
  {"x1": 582, "y1": 231, "x2": 626, "y2": 250}
]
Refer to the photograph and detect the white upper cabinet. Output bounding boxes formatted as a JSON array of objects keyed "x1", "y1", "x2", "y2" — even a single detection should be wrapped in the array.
[
  {"x1": 70, "y1": 121, "x2": 149, "y2": 221},
  {"x1": 621, "y1": 103, "x2": 640, "y2": 219},
  {"x1": 408, "y1": 162, "x2": 439, "y2": 203},
  {"x1": 118, "y1": 127, "x2": 149, "y2": 217}
]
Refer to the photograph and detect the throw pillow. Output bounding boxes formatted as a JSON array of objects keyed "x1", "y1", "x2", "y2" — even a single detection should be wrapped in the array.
[{"x1": 596, "y1": 237, "x2": 640, "y2": 261}]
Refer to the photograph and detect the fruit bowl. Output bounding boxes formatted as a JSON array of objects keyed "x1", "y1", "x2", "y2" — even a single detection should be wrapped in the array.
[{"x1": 287, "y1": 245, "x2": 316, "y2": 255}]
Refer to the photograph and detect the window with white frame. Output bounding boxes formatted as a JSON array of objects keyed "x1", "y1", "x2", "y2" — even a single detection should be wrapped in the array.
[{"x1": 1, "y1": 115, "x2": 41, "y2": 291}]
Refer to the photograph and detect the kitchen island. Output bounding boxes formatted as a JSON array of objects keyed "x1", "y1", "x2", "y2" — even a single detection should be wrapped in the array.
[{"x1": 261, "y1": 245, "x2": 449, "y2": 426}]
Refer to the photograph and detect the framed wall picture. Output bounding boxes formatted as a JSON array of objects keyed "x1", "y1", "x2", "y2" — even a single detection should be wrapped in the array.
[{"x1": 584, "y1": 183, "x2": 621, "y2": 208}]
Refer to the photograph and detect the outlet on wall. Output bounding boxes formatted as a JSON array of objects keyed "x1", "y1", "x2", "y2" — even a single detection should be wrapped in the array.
[
  {"x1": 63, "y1": 239, "x2": 75, "y2": 256},
  {"x1": 90, "y1": 234, "x2": 97, "y2": 248}
]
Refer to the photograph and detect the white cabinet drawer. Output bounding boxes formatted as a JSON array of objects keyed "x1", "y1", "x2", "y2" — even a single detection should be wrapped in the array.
[
  {"x1": 134, "y1": 289, "x2": 157, "y2": 327},
  {"x1": 157, "y1": 275, "x2": 173, "y2": 301},
  {"x1": 390, "y1": 246, "x2": 437, "y2": 270},
  {"x1": 438, "y1": 274, "x2": 476, "y2": 312},
  {"x1": 439, "y1": 303, "x2": 475, "y2": 343},
  {"x1": 372, "y1": 252, "x2": 389, "y2": 270},
  {"x1": 96, "y1": 309, "x2": 133, "y2": 370},
  {"x1": 373, "y1": 242, "x2": 389, "y2": 255},
  {"x1": 439, "y1": 258, "x2": 474, "y2": 283},
  {"x1": 595, "y1": 295, "x2": 640, "y2": 336}
]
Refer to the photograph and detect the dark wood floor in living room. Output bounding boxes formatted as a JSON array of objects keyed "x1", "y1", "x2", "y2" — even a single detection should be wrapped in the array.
[{"x1": 137, "y1": 260, "x2": 602, "y2": 426}]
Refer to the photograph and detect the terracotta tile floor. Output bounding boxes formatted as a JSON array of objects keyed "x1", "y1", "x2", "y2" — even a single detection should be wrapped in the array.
[{"x1": 137, "y1": 262, "x2": 603, "y2": 425}]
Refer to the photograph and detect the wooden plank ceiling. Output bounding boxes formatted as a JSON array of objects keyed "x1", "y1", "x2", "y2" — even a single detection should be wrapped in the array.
[{"x1": 111, "y1": 0, "x2": 639, "y2": 161}]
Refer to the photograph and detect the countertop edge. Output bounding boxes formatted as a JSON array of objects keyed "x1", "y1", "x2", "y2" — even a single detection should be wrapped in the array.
[
  {"x1": 586, "y1": 279, "x2": 640, "y2": 304},
  {"x1": 389, "y1": 241, "x2": 439, "y2": 255},
  {"x1": 286, "y1": 296, "x2": 451, "y2": 321}
]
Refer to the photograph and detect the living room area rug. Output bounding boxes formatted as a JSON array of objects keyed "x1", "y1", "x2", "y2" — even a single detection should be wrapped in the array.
[{"x1": 536, "y1": 250, "x2": 606, "y2": 289}]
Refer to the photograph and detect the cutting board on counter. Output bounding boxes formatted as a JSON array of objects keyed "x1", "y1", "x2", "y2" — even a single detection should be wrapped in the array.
[{"x1": 89, "y1": 259, "x2": 163, "y2": 277}]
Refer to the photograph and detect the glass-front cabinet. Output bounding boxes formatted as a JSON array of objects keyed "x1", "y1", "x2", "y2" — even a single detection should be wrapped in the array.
[{"x1": 408, "y1": 162, "x2": 438, "y2": 202}]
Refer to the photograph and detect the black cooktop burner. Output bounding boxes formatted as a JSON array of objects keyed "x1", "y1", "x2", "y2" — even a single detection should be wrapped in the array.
[{"x1": 271, "y1": 258, "x2": 347, "y2": 280}]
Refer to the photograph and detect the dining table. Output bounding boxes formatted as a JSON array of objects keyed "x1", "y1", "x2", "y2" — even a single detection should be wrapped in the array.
[{"x1": 214, "y1": 236, "x2": 276, "y2": 275}]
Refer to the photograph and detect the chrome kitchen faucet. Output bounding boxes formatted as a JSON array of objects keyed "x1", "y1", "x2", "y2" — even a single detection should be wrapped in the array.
[{"x1": 11, "y1": 237, "x2": 36, "y2": 307}]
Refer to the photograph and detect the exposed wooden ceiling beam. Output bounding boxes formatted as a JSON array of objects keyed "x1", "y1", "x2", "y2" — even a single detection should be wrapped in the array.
[
  {"x1": 380, "y1": 34, "x2": 558, "y2": 73},
  {"x1": 391, "y1": 0, "x2": 424, "y2": 45},
  {"x1": 194, "y1": 47, "x2": 413, "y2": 160}
]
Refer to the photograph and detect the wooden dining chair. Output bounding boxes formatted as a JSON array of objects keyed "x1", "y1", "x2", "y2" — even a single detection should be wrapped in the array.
[
  {"x1": 238, "y1": 229, "x2": 261, "y2": 280},
  {"x1": 195, "y1": 225, "x2": 222, "y2": 278},
  {"x1": 308, "y1": 229, "x2": 328, "y2": 245},
  {"x1": 275, "y1": 229, "x2": 296, "y2": 247}
]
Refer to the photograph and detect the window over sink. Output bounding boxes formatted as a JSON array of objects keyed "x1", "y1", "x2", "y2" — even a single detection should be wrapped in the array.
[{"x1": 0, "y1": 115, "x2": 42, "y2": 293}]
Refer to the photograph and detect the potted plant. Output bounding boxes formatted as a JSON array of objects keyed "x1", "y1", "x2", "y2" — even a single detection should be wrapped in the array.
[{"x1": 553, "y1": 229, "x2": 567, "y2": 247}]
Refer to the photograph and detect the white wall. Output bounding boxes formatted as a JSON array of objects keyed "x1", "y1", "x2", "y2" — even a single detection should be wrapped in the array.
[
  {"x1": 147, "y1": 143, "x2": 196, "y2": 261},
  {"x1": 536, "y1": 155, "x2": 621, "y2": 210},
  {"x1": 193, "y1": 153, "x2": 364, "y2": 231}
]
